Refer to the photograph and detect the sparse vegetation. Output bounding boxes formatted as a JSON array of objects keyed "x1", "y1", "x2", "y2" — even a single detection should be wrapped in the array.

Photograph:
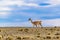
[
  {"x1": 46, "y1": 36, "x2": 51, "y2": 39},
  {"x1": 0, "y1": 30, "x2": 1, "y2": 32},
  {"x1": 53, "y1": 36, "x2": 59, "y2": 39},
  {"x1": 56, "y1": 37, "x2": 59, "y2": 39},
  {"x1": 5, "y1": 37, "x2": 12, "y2": 40},
  {"x1": 16, "y1": 37, "x2": 21, "y2": 40},
  {"x1": 55, "y1": 33, "x2": 60, "y2": 35},
  {"x1": 36, "y1": 35, "x2": 40, "y2": 38},
  {"x1": 22, "y1": 37, "x2": 30, "y2": 40},
  {"x1": 18, "y1": 29, "x2": 23, "y2": 31},
  {"x1": 48, "y1": 33, "x2": 50, "y2": 35},
  {"x1": 0, "y1": 27, "x2": 60, "y2": 40},
  {"x1": 24, "y1": 28, "x2": 29, "y2": 33},
  {"x1": 37, "y1": 33, "x2": 40, "y2": 35}
]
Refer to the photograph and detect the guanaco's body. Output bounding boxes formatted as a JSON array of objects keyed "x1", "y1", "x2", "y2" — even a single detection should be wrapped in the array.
[{"x1": 28, "y1": 18, "x2": 42, "y2": 27}]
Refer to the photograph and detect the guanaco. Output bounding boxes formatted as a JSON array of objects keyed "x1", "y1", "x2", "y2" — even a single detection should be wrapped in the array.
[{"x1": 28, "y1": 18, "x2": 42, "y2": 27}]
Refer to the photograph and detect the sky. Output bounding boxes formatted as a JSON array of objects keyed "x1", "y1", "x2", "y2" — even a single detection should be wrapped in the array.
[{"x1": 0, "y1": 0, "x2": 60, "y2": 27}]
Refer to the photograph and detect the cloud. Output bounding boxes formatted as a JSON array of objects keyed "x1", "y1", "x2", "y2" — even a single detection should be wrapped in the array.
[
  {"x1": 0, "y1": 1, "x2": 24, "y2": 6},
  {"x1": 24, "y1": 3, "x2": 40, "y2": 7},
  {"x1": 1, "y1": 0, "x2": 59, "y2": 9},
  {"x1": 42, "y1": 18, "x2": 60, "y2": 27},
  {"x1": 0, "y1": 0, "x2": 40, "y2": 8},
  {"x1": 24, "y1": 0, "x2": 60, "y2": 7},
  {"x1": 0, "y1": 7, "x2": 12, "y2": 11},
  {"x1": 0, "y1": 1, "x2": 13, "y2": 18},
  {"x1": 43, "y1": 0, "x2": 60, "y2": 7},
  {"x1": 49, "y1": 0, "x2": 60, "y2": 5},
  {"x1": 39, "y1": 3, "x2": 50, "y2": 6},
  {"x1": 0, "y1": 6, "x2": 12, "y2": 18},
  {"x1": 0, "y1": 12, "x2": 11, "y2": 18},
  {"x1": 1, "y1": 0, "x2": 19, "y2": 1}
]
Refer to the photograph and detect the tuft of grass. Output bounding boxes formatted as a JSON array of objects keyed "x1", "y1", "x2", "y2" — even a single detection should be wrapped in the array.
[{"x1": 16, "y1": 37, "x2": 21, "y2": 40}]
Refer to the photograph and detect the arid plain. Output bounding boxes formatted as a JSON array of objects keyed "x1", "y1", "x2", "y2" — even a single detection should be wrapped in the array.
[{"x1": 0, "y1": 27, "x2": 59, "y2": 40}]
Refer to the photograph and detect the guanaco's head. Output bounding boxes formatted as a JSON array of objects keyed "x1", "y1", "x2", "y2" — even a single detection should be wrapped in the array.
[
  {"x1": 28, "y1": 18, "x2": 32, "y2": 22},
  {"x1": 28, "y1": 18, "x2": 31, "y2": 21}
]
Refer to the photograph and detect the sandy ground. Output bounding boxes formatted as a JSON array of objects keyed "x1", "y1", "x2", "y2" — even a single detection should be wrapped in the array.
[{"x1": 0, "y1": 27, "x2": 59, "y2": 40}]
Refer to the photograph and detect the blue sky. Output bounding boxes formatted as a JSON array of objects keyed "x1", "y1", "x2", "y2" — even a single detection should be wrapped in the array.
[{"x1": 0, "y1": 0, "x2": 60, "y2": 27}]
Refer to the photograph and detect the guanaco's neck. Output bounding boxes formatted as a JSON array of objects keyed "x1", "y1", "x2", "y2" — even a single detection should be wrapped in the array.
[{"x1": 30, "y1": 19, "x2": 33, "y2": 23}]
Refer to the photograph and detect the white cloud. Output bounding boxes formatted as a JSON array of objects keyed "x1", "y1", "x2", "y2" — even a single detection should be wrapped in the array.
[
  {"x1": 24, "y1": 3, "x2": 40, "y2": 7},
  {"x1": 0, "y1": 0, "x2": 51, "y2": 8},
  {"x1": 0, "y1": 1, "x2": 24, "y2": 6},
  {"x1": 0, "y1": 1, "x2": 13, "y2": 18},
  {"x1": 42, "y1": 18, "x2": 60, "y2": 27},
  {"x1": 0, "y1": 7, "x2": 12, "y2": 11},
  {"x1": 0, "y1": 0, "x2": 40, "y2": 7},
  {"x1": 0, "y1": 12, "x2": 11, "y2": 18},
  {"x1": 44, "y1": 0, "x2": 60, "y2": 7},
  {"x1": 1, "y1": 0, "x2": 60, "y2": 8},
  {"x1": 49, "y1": 0, "x2": 60, "y2": 5},
  {"x1": 1, "y1": 0, "x2": 19, "y2": 1},
  {"x1": 23, "y1": 0, "x2": 60, "y2": 7}
]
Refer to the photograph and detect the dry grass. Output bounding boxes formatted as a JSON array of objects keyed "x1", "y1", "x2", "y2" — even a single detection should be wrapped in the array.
[{"x1": 0, "y1": 27, "x2": 60, "y2": 40}]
